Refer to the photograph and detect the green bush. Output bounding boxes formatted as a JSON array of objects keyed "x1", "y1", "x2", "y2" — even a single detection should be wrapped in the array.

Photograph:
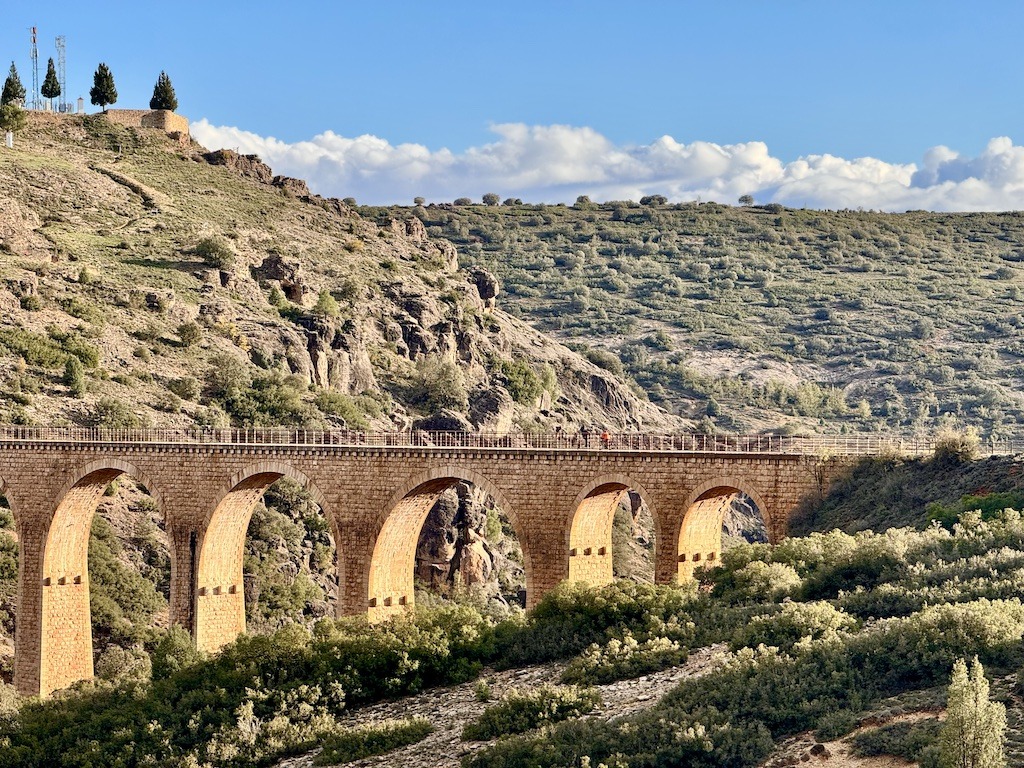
[
  {"x1": 933, "y1": 428, "x2": 980, "y2": 464},
  {"x1": 90, "y1": 397, "x2": 143, "y2": 429},
  {"x1": 561, "y1": 630, "x2": 687, "y2": 685},
  {"x1": 168, "y1": 376, "x2": 200, "y2": 401},
  {"x1": 814, "y1": 709, "x2": 859, "y2": 741},
  {"x1": 313, "y1": 718, "x2": 433, "y2": 765},
  {"x1": 493, "y1": 581, "x2": 696, "y2": 667},
  {"x1": 411, "y1": 356, "x2": 468, "y2": 413},
  {"x1": 193, "y1": 236, "x2": 236, "y2": 269},
  {"x1": 314, "y1": 390, "x2": 369, "y2": 429},
  {"x1": 499, "y1": 359, "x2": 543, "y2": 404},
  {"x1": 461, "y1": 685, "x2": 600, "y2": 741},
  {"x1": 851, "y1": 718, "x2": 942, "y2": 761},
  {"x1": 730, "y1": 601, "x2": 857, "y2": 653},
  {"x1": 63, "y1": 356, "x2": 86, "y2": 397},
  {"x1": 177, "y1": 321, "x2": 202, "y2": 347},
  {"x1": 151, "y1": 625, "x2": 203, "y2": 680}
]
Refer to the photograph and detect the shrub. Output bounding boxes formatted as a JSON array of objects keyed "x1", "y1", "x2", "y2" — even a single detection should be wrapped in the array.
[
  {"x1": 168, "y1": 376, "x2": 200, "y2": 401},
  {"x1": 177, "y1": 321, "x2": 202, "y2": 347},
  {"x1": 584, "y1": 348, "x2": 623, "y2": 375},
  {"x1": 193, "y1": 236, "x2": 236, "y2": 270},
  {"x1": 411, "y1": 356, "x2": 468, "y2": 413},
  {"x1": 852, "y1": 718, "x2": 942, "y2": 762},
  {"x1": 814, "y1": 709, "x2": 859, "y2": 741},
  {"x1": 151, "y1": 625, "x2": 203, "y2": 680},
  {"x1": 314, "y1": 390, "x2": 369, "y2": 429},
  {"x1": 730, "y1": 601, "x2": 857, "y2": 652},
  {"x1": 716, "y1": 559, "x2": 802, "y2": 602},
  {"x1": 90, "y1": 396, "x2": 143, "y2": 429},
  {"x1": 494, "y1": 581, "x2": 697, "y2": 667},
  {"x1": 313, "y1": 718, "x2": 434, "y2": 765},
  {"x1": 933, "y1": 427, "x2": 980, "y2": 464},
  {"x1": 561, "y1": 630, "x2": 688, "y2": 685},
  {"x1": 63, "y1": 356, "x2": 86, "y2": 397},
  {"x1": 461, "y1": 685, "x2": 600, "y2": 741},
  {"x1": 500, "y1": 359, "x2": 543, "y2": 404},
  {"x1": 95, "y1": 646, "x2": 152, "y2": 684}
]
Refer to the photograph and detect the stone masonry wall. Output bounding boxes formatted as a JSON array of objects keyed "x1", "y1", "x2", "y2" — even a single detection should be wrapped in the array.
[
  {"x1": 0, "y1": 441, "x2": 846, "y2": 696},
  {"x1": 101, "y1": 109, "x2": 190, "y2": 136}
]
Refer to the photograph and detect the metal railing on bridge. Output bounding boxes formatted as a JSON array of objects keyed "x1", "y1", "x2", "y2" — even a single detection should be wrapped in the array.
[{"x1": 0, "y1": 426, "x2": 1020, "y2": 457}]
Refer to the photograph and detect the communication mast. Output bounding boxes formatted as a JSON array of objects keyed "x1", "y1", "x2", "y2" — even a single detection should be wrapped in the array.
[
  {"x1": 55, "y1": 35, "x2": 68, "y2": 112},
  {"x1": 29, "y1": 26, "x2": 40, "y2": 110}
]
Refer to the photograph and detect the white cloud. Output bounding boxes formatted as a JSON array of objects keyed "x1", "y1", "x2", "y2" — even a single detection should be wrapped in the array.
[{"x1": 191, "y1": 119, "x2": 1024, "y2": 211}]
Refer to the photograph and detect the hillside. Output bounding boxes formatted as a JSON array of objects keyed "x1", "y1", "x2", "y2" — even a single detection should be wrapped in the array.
[
  {"x1": 359, "y1": 199, "x2": 1024, "y2": 436},
  {"x1": 0, "y1": 114, "x2": 677, "y2": 682},
  {"x1": 0, "y1": 114, "x2": 676, "y2": 435}
]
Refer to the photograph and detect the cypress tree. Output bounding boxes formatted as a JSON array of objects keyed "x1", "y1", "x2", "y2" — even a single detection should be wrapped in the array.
[
  {"x1": 89, "y1": 63, "x2": 117, "y2": 112},
  {"x1": 1, "y1": 63, "x2": 26, "y2": 106},
  {"x1": 149, "y1": 71, "x2": 178, "y2": 111},
  {"x1": 41, "y1": 57, "x2": 60, "y2": 107},
  {"x1": 940, "y1": 657, "x2": 1006, "y2": 768}
]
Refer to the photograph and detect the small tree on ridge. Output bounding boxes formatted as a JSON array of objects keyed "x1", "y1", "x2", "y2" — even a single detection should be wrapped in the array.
[
  {"x1": 90, "y1": 63, "x2": 117, "y2": 112},
  {"x1": 149, "y1": 71, "x2": 177, "y2": 111},
  {"x1": 41, "y1": 57, "x2": 60, "y2": 109},
  {"x1": 1, "y1": 63, "x2": 26, "y2": 106}
]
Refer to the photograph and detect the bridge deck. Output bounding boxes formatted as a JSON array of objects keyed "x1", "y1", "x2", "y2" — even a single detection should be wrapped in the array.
[{"x1": 0, "y1": 427, "x2": 1017, "y2": 456}]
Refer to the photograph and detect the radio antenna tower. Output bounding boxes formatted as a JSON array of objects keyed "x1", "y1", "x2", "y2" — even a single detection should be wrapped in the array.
[
  {"x1": 55, "y1": 35, "x2": 67, "y2": 112},
  {"x1": 29, "y1": 26, "x2": 40, "y2": 110}
]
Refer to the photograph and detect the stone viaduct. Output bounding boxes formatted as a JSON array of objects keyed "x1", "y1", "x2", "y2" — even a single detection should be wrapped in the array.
[{"x1": 0, "y1": 428, "x2": 884, "y2": 697}]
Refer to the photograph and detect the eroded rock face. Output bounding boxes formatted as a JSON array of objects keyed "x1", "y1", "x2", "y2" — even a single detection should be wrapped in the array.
[
  {"x1": 273, "y1": 176, "x2": 310, "y2": 198},
  {"x1": 412, "y1": 410, "x2": 474, "y2": 432},
  {"x1": 468, "y1": 387, "x2": 516, "y2": 432},
  {"x1": 469, "y1": 267, "x2": 500, "y2": 307},
  {"x1": 202, "y1": 149, "x2": 274, "y2": 185},
  {"x1": 415, "y1": 483, "x2": 524, "y2": 603},
  {"x1": 254, "y1": 251, "x2": 306, "y2": 302}
]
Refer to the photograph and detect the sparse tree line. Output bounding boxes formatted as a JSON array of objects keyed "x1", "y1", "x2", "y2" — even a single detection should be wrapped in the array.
[{"x1": 0, "y1": 61, "x2": 178, "y2": 139}]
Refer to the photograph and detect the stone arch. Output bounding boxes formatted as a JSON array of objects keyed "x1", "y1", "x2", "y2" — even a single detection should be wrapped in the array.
[
  {"x1": 194, "y1": 461, "x2": 334, "y2": 653},
  {"x1": 677, "y1": 476, "x2": 769, "y2": 582},
  {"x1": 368, "y1": 466, "x2": 521, "y2": 622},
  {"x1": 39, "y1": 459, "x2": 163, "y2": 697},
  {"x1": 567, "y1": 474, "x2": 657, "y2": 587}
]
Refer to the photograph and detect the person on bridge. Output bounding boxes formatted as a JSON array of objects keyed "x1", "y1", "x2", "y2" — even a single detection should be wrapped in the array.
[
  {"x1": 580, "y1": 424, "x2": 591, "y2": 448},
  {"x1": 600, "y1": 429, "x2": 610, "y2": 449}
]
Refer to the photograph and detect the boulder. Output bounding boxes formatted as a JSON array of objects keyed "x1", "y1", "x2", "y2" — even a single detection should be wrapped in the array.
[
  {"x1": 273, "y1": 175, "x2": 310, "y2": 197},
  {"x1": 254, "y1": 251, "x2": 306, "y2": 302},
  {"x1": 202, "y1": 149, "x2": 274, "y2": 184},
  {"x1": 469, "y1": 268, "x2": 500, "y2": 308},
  {"x1": 412, "y1": 410, "x2": 474, "y2": 432}
]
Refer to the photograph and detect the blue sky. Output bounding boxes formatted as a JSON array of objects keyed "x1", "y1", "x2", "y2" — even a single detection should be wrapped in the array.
[{"x1": 7, "y1": 2, "x2": 1024, "y2": 209}]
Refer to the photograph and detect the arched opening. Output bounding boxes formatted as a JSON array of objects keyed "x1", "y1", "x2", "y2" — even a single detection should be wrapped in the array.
[
  {"x1": 677, "y1": 482, "x2": 768, "y2": 582},
  {"x1": 244, "y1": 479, "x2": 338, "y2": 634},
  {"x1": 39, "y1": 463, "x2": 167, "y2": 697},
  {"x1": 0, "y1": 489, "x2": 15, "y2": 685},
  {"x1": 414, "y1": 482, "x2": 524, "y2": 617},
  {"x1": 195, "y1": 467, "x2": 335, "y2": 654},
  {"x1": 569, "y1": 478, "x2": 656, "y2": 587},
  {"x1": 369, "y1": 469, "x2": 521, "y2": 622}
]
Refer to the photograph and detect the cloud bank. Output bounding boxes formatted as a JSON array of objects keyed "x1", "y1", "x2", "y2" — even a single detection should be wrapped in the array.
[{"x1": 192, "y1": 120, "x2": 1024, "y2": 212}]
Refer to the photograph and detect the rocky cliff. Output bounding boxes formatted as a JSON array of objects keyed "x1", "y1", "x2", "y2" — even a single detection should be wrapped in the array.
[{"x1": 0, "y1": 114, "x2": 682, "y2": 436}]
